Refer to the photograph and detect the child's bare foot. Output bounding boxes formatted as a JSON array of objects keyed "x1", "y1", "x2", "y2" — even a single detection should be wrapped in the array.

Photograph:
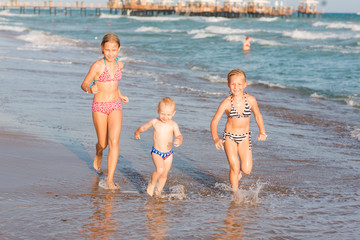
[
  {"x1": 154, "y1": 190, "x2": 161, "y2": 197},
  {"x1": 147, "y1": 183, "x2": 155, "y2": 196},
  {"x1": 106, "y1": 181, "x2": 120, "y2": 190},
  {"x1": 93, "y1": 154, "x2": 102, "y2": 173}
]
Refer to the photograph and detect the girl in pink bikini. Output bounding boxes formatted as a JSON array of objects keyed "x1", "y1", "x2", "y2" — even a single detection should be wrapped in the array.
[{"x1": 81, "y1": 33, "x2": 128, "y2": 190}]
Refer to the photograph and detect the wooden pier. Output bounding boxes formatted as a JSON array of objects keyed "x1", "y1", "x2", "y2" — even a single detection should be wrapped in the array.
[{"x1": 0, "y1": 0, "x2": 323, "y2": 18}]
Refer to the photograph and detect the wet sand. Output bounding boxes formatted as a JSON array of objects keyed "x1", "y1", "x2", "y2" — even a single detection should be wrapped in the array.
[{"x1": 0, "y1": 129, "x2": 92, "y2": 193}]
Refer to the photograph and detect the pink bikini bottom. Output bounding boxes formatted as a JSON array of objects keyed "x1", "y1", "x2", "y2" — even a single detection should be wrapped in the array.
[{"x1": 92, "y1": 98, "x2": 122, "y2": 115}]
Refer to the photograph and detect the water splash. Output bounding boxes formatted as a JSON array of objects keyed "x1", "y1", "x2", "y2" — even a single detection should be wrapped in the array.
[
  {"x1": 158, "y1": 185, "x2": 186, "y2": 200},
  {"x1": 215, "y1": 182, "x2": 265, "y2": 205}
]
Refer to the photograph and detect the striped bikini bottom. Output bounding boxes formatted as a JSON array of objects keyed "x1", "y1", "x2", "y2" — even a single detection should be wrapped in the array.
[{"x1": 223, "y1": 131, "x2": 252, "y2": 150}]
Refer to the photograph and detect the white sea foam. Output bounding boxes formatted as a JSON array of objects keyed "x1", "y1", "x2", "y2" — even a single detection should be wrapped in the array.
[
  {"x1": 310, "y1": 45, "x2": 360, "y2": 54},
  {"x1": 129, "y1": 16, "x2": 183, "y2": 22},
  {"x1": 192, "y1": 32, "x2": 217, "y2": 39},
  {"x1": 16, "y1": 30, "x2": 84, "y2": 50},
  {"x1": 0, "y1": 55, "x2": 73, "y2": 64},
  {"x1": 174, "y1": 84, "x2": 223, "y2": 96},
  {"x1": 349, "y1": 126, "x2": 360, "y2": 142},
  {"x1": 345, "y1": 95, "x2": 360, "y2": 107},
  {"x1": 214, "y1": 181, "x2": 264, "y2": 205},
  {"x1": 310, "y1": 92, "x2": 327, "y2": 100},
  {"x1": 223, "y1": 34, "x2": 246, "y2": 42},
  {"x1": 202, "y1": 16, "x2": 230, "y2": 22},
  {"x1": 283, "y1": 29, "x2": 342, "y2": 40},
  {"x1": 201, "y1": 74, "x2": 226, "y2": 83},
  {"x1": 189, "y1": 26, "x2": 259, "y2": 37},
  {"x1": 205, "y1": 25, "x2": 252, "y2": 34},
  {"x1": 135, "y1": 26, "x2": 183, "y2": 33},
  {"x1": 0, "y1": 9, "x2": 35, "y2": 17},
  {"x1": 158, "y1": 185, "x2": 186, "y2": 200},
  {"x1": 99, "y1": 13, "x2": 123, "y2": 19},
  {"x1": 0, "y1": 24, "x2": 27, "y2": 32},
  {"x1": 313, "y1": 21, "x2": 360, "y2": 32},
  {"x1": 256, "y1": 80, "x2": 290, "y2": 89},
  {"x1": 255, "y1": 38, "x2": 285, "y2": 46},
  {"x1": 258, "y1": 17, "x2": 279, "y2": 22}
]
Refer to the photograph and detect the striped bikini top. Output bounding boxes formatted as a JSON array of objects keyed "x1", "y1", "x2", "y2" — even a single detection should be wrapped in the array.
[
  {"x1": 96, "y1": 58, "x2": 122, "y2": 82},
  {"x1": 229, "y1": 94, "x2": 251, "y2": 118}
]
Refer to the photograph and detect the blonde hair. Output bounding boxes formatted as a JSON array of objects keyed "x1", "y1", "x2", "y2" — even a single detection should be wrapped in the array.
[
  {"x1": 158, "y1": 97, "x2": 175, "y2": 112},
  {"x1": 101, "y1": 33, "x2": 120, "y2": 54},
  {"x1": 227, "y1": 69, "x2": 246, "y2": 83}
]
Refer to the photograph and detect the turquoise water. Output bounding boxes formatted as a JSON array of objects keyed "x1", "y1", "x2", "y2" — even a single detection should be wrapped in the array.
[{"x1": 0, "y1": 9, "x2": 359, "y2": 239}]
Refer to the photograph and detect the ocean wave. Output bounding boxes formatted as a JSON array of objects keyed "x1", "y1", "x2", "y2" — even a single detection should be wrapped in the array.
[
  {"x1": 0, "y1": 24, "x2": 27, "y2": 32},
  {"x1": 253, "y1": 80, "x2": 292, "y2": 89},
  {"x1": 223, "y1": 34, "x2": 246, "y2": 42},
  {"x1": 0, "y1": 9, "x2": 36, "y2": 17},
  {"x1": 0, "y1": 16, "x2": 9, "y2": 22},
  {"x1": 174, "y1": 84, "x2": 223, "y2": 96},
  {"x1": 349, "y1": 126, "x2": 360, "y2": 142},
  {"x1": 0, "y1": 55, "x2": 73, "y2": 64},
  {"x1": 258, "y1": 17, "x2": 279, "y2": 22},
  {"x1": 224, "y1": 35, "x2": 284, "y2": 46},
  {"x1": 202, "y1": 17, "x2": 230, "y2": 22},
  {"x1": 310, "y1": 45, "x2": 360, "y2": 54},
  {"x1": 99, "y1": 13, "x2": 123, "y2": 19},
  {"x1": 189, "y1": 26, "x2": 258, "y2": 37},
  {"x1": 192, "y1": 33, "x2": 217, "y2": 39},
  {"x1": 16, "y1": 30, "x2": 84, "y2": 50},
  {"x1": 201, "y1": 74, "x2": 226, "y2": 83},
  {"x1": 313, "y1": 21, "x2": 360, "y2": 32},
  {"x1": 205, "y1": 25, "x2": 252, "y2": 34},
  {"x1": 311, "y1": 93, "x2": 360, "y2": 108},
  {"x1": 135, "y1": 26, "x2": 183, "y2": 33},
  {"x1": 283, "y1": 29, "x2": 344, "y2": 40},
  {"x1": 345, "y1": 94, "x2": 360, "y2": 107},
  {"x1": 129, "y1": 16, "x2": 183, "y2": 22}
]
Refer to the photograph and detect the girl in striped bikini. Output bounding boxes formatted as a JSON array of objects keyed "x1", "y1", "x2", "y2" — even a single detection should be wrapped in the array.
[
  {"x1": 210, "y1": 69, "x2": 266, "y2": 192},
  {"x1": 81, "y1": 33, "x2": 128, "y2": 190}
]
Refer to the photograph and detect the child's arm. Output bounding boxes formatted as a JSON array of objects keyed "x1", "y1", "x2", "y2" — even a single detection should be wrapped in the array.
[
  {"x1": 118, "y1": 89, "x2": 129, "y2": 104},
  {"x1": 173, "y1": 122, "x2": 183, "y2": 147},
  {"x1": 117, "y1": 61, "x2": 128, "y2": 103},
  {"x1": 248, "y1": 96, "x2": 267, "y2": 141},
  {"x1": 134, "y1": 119, "x2": 154, "y2": 139},
  {"x1": 81, "y1": 61, "x2": 99, "y2": 94},
  {"x1": 210, "y1": 100, "x2": 227, "y2": 150}
]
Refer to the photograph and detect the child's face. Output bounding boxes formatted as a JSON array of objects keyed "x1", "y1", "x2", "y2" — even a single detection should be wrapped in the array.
[
  {"x1": 158, "y1": 104, "x2": 175, "y2": 123},
  {"x1": 228, "y1": 75, "x2": 247, "y2": 95},
  {"x1": 102, "y1": 41, "x2": 120, "y2": 61}
]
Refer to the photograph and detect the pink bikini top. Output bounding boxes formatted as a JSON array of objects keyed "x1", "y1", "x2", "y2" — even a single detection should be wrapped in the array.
[{"x1": 96, "y1": 58, "x2": 122, "y2": 82}]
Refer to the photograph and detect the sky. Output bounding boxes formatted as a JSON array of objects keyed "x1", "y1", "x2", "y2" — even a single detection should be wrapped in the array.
[
  {"x1": 283, "y1": 0, "x2": 360, "y2": 13},
  {"x1": 60, "y1": 0, "x2": 360, "y2": 13}
]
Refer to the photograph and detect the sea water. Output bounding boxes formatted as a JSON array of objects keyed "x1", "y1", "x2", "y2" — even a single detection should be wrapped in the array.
[{"x1": 0, "y1": 9, "x2": 359, "y2": 239}]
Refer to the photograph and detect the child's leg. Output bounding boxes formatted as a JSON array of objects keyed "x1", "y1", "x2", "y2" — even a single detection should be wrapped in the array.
[
  {"x1": 224, "y1": 139, "x2": 241, "y2": 191},
  {"x1": 147, "y1": 153, "x2": 166, "y2": 196},
  {"x1": 155, "y1": 155, "x2": 173, "y2": 196},
  {"x1": 92, "y1": 112, "x2": 109, "y2": 171},
  {"x1": 238, "y1": 135, "x2": 252, "y2": 176},
  {"x1": 105, "y1": 110, "x2": 123, "y2": 189}
]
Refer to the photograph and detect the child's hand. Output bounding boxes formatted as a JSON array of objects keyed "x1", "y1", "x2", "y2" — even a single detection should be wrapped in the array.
[
  {"x1": 214, "y1": 138, "x2": 224, "y2": 150},
  {"x1": 121, "y1": 95, "x2": 129, "y2": 104},
  {"x1": 258, "y1": 133, "x2": 267, "y2": 141},
  {"x1": 91, "y1": 85, "x2": 98, "y2": 94},
  {"x1": 134, "y1": 131, "x2": 140, "y2": 139},
  {"x1": 174, "y1": 135, "x2": 183, "y2": 147}
]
